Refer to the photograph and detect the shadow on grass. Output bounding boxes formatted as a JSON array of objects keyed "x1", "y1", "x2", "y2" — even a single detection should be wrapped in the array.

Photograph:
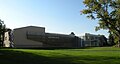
[
  {"x1": 0, "y1": 49, "x2": 120, "y2": 64},
  {"x1": 10, "y1": 47, "x2": 95, "y2": 50}
]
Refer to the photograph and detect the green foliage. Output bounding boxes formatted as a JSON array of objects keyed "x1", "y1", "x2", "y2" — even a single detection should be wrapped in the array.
[
  {"x1": 0, "y1": 19, "x2": 6, "y2": 47},
  {"x1": 108, "y1": 33, "x2": 115, "y2": 46},
  {"x1": 81, "y1": 0, "x2": 120, "y2": 45},
  {"x1": 0, "y1": 47, "x2": 120, "y2": 64}
]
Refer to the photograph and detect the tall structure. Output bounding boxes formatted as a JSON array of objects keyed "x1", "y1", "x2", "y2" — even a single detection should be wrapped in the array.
[
  {"x1": 4, "y1": 29, "x2": 14, "y2": 47},
  {"x1": 4, "y1": 26, "x2": 82, "y2": 48},
  {"x1": 13, "y1": 26, "x2": 45, "y2": 48},
  {"x1": 4, "y1": 32, "x2": 11, "y2": 47},
  {"x1": 4, "y1": 26, "x2": 107, "y2": 48},
  {"x1": 81, "y1": 33, "x2": 101, "y2": 47}
]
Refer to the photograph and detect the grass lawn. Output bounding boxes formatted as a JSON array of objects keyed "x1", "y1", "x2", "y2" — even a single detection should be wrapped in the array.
[{"x1": 0, "y1": 47, "x2": 120, "y2": 64}]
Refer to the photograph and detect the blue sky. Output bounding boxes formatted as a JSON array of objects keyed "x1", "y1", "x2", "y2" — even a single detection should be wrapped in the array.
[{"x1": 0, "y1": 0, "x2": 109, "y2": 37}]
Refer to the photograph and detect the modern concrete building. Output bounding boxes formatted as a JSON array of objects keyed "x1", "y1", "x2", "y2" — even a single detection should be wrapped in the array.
[
  {"x1": 4, "y1": 26, "x2": 82, "y2": 48},
  {"x1": 13, "y1": 26, "x2": 45, "y2": 48},
  {"x1": 4, "y1": 32, "x2": 11, "y2": 47},
  {"x1": 81, "y1": 33, "x2": 101, "y2": 47},
  {"x1": 4, "y1": 26, "x2": 106, "y2": 48},
  {"x1": 4, "y1": 29, "x2": 14, "y2": 47}
]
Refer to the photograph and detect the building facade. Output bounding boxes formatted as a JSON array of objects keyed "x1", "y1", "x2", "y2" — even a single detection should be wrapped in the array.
[
  {"x1": 13, "y1": 26, "x2": 45, "y2": 48},
  {"x1": 4, "y1": 26, "x2": 82, "y2": 48},
  {"x1": 3, "y1": 26, "x2": 106, "y2": 48},
  {"x1": 4, "y1": 32, "x2": 11, "y2": 47},
  {"x1": 81, "y1": 33, "x2": 101, "y2": 47}
]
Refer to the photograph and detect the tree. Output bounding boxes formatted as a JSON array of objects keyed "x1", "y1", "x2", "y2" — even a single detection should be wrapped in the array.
[
  {"x1": 0, "y1": 19, "x2": 6, "y2": 47},
  {"x1": 108, "y1": 32, "x2": 115, "y2": 46},
  {"x1": 70, "y1": 32, "x2": 75, "y2": 36},
  {"x1": 81, "y1": 0, "x2": 120, "y2": 47}
]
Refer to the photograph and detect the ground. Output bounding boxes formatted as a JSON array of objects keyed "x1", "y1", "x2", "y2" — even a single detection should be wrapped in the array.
[{"x1": 0, "y1": 47, "x2": 120, "y2": 64}]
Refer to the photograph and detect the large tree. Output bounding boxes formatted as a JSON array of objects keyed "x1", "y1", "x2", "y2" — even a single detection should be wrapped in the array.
[
  {"x1": 81, "y1": 0, "x2": 120, "y2": 47},
  {"x1": 108, "y1": 32, "x2": 115, "y2": 46},
  {"x1": 0, "y1": 19, "x2": 6, "y2": 47}
]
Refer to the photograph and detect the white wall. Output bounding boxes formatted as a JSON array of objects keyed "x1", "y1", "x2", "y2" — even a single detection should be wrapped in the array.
[{"x1": 4, "y1": 32, "x2": 10, "y2": 47}]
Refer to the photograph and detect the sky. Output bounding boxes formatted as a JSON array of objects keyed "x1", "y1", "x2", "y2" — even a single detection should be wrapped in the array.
[{"x1": 0, "y1": 0, "x2": 109, "y2": 37}]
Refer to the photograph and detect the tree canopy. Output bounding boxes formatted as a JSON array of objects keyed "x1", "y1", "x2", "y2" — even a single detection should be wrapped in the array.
[
  {"x1": 81, "y1": 0, "x2": 120, "y2": 47},
  {"x1": 0, "y1": 19, "x2": 6, "y2": 47}
]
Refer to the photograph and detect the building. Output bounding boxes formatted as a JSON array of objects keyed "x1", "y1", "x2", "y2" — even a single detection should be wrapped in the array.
[
  {"x1": 81, "y1": 33, "x2": 101, "y2": 47},
  {"x1": 4, "y1": 26, "x2": 82, "y2": 48},
  {"x1": 4, "y1": 29, "x2": 14, "y2": 47},
  {"x1": 4, "y1": 31, "x2": 11, "y2": 47},
  {"x1": 4, "y1": 26, "x2": 107, "y2": 48}
]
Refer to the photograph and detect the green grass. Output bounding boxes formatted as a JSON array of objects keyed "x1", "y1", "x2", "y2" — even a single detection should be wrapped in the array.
[{"x1": 0, "y1": 47, "x2": 120, "y2": 64}]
